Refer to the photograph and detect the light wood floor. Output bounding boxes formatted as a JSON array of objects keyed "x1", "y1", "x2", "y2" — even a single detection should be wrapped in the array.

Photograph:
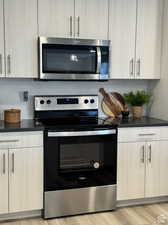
[{"x1": 2, "y1": 203, "x2": 168, "y2": 225}]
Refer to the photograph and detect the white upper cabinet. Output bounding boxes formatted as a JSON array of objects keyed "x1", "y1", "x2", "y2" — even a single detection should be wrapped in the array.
[
  {"x1": 109, "y1": 0, "x2": 163, "y2": 79},
  {"x1": 109, "y1": 0, "x2": 136, "y2": 79},
  {"x1": 75, "y1": 0, "x2": 108, "y2": 39},
  {"x1": 0, "y1": 0, "x2": 5, "y2": 77},
  {"x1": 4, "y1": 0, "x2": 38, "y2": 78},
  {"x1": 136, "y1": 0, "x2": 163, "y2": 79},
  {"x1": 38, "y1": 0, "x2": 109, "y2": 39},
  {"x1": 38, "y1": 0, "x2": 74, "y2": 38}
]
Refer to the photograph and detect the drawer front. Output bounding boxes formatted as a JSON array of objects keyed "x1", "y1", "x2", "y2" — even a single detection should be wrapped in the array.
[
  {"x1": 118, "y1": 127, "x2": 166, "y2": 142},
  {"x1": 0, "y1": 131, "x2": 43, "y2": 149},
  {"x1": 159, "y1": 127, "x2": 168, "y2": 140}
]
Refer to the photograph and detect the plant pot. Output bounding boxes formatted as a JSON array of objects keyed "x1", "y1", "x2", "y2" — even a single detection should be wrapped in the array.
[{"x1": 132, "y1": 106, "x2": 143, "y2": 118}]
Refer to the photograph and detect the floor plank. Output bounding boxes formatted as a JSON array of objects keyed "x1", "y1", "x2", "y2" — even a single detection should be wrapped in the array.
[{"x1": 2, "y1": 203, "x2": 168, "y2": 225}]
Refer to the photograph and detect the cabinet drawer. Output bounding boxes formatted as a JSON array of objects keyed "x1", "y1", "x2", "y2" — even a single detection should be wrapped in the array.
[
  {"x1": 159, "y1": 127, "x2": 168, "y2": 140},
  {"x1": 118, "y1": 127, "x2": 168, "y2": 142},
  {"x1": 0, "y1": 131, "x2": 43, "y2": 149}
]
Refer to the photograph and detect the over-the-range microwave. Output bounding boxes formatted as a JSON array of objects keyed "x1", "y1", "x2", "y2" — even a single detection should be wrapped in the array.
[{"x1": 38, "y1": 37, "x2": 110, "y2": 81}]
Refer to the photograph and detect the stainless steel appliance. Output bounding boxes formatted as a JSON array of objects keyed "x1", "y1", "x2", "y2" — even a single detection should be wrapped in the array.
[
  {"x1": 38, "y1": 37, "x2": 110, "y2": 81},
  {"x1": 34, "y1": 95, "x2": 117, "y2": 219}
]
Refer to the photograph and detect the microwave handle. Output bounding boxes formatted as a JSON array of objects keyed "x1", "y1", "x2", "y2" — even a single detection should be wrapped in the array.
[{"x1": 96, "y1": 47, "x2": 101, "y2": 74}]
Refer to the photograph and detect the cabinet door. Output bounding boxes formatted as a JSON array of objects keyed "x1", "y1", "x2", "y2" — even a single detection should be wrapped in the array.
[
  {"x1": 4, "y1": 0, "x2": 38, "y2": 78},
  {"x1": 75, "y1": 0, "x2": 108, "y2": 39},
  {"x1": 0, "y1": 0, "x2": 5, "y2": 77},
  {"x1": 159, "y1": 140, "x2": 168, "y2": 196},
  {"x1": 136, "y1": 0, "x2": 163, "y2": 79},
  {"x1": 117, "y1": 142, "x2": 145, "y2": 200},
  {"x1": 38, "y1": 0, "x2": 74, "y2": 38},
  {"x1": 145, "y1": 141, "x2": 160, "y2": 197},
  {"x1": 9, "y1": 147, "x2": 43, "y2": 213},
  {"x1": 109, "y1": 0, "x2": 136, "y2": 79},
  {"x1": 0, "y1": 150, "x2": 8, "y2": 214}
]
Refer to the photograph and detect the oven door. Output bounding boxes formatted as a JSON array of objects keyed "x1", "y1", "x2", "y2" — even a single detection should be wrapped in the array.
[
  {"x1": 39, "y1": 38, "x2": 109, "y2": 80},
  {"x1": 44, "y1": 129, "x2": 117, "y2": 192}
]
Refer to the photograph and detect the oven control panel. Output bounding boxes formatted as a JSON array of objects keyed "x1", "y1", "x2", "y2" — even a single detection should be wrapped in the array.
[{"x1": 34, "y1": 95, "x2": 98, "y2": 111}]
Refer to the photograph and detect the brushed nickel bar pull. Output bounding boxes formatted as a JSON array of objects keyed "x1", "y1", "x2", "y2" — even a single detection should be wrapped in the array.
[
  {"x1": 3, "y1": 154, "x2": 5, "y2": 174},
  {"x1": 139, "y1": 133, "x2": 156, "y2": 136},
  {"x1": 137, "y1": 59, "x2": 141, "y2": 76},
  {"x1": 0, "y1": 140, "x2": 19, "y2": 143},
  {"x1": 129, "y1": 58, "x2": 134, "y2": 76},
  {"x1": 148, "y1": 144, "x2": 152, "y2": 163},
  {"x1": 141, "y1": 145, "x2": 145, "y2": 163},
  {"x1": 7, "y1": 54, "x2": 11, "y2": 74},
  {"x1": 12, "y1": 153, "x2": 14, "y2": 173},
  {"x1": 77, "y1": 16, "x2": 80, "y2": 37},
  {"x1": 70, "y1": 16, "x2": 73, "y2": 37},
  {"x1": 0, "y1": 54, "x2": 2, "y2": 74}
]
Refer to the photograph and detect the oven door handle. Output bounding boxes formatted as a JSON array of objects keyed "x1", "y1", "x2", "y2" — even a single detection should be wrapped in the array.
[{"x1": 48, "y1": 129, "x2": 116, "y2": 137}]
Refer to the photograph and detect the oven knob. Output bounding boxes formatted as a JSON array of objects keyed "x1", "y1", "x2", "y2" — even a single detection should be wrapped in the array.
[
  {"x1": 84, "y1": 99, "x2": 89, "y2": 104},
  {"x1": 47, "y1": 100, "x2": 51, "y2": 104},
  {"x1": 40, "y1": 100, "x2": 45, "y2": 104},
  {"x1": 93, "y1": 162, "x2": 100, "y2": 169},
  {"x1": 90, "y1": 99, "x2": 95, "y2": 104}
]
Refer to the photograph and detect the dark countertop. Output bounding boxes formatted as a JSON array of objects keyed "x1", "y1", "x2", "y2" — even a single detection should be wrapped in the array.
[
  {"x1": 0, "y1": 117, "x2": 167, "y2": 132},
  {"x1": 103, "y1": 117, "x2": 168, "y2": 128},
  {"x1": 0, "y1": 119, "x2": 44, "y2": 132}
]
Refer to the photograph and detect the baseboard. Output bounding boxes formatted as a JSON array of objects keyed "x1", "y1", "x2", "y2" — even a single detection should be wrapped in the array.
[
  {"x1": 1, "y1": 197, "x2": 168, "y2": 222},
  {"x1": 117, "y1": 196, "x2": 168, "y2": 208},
  {"x1": 0, "y1": 210, "x2": 42, "y2": 222}
]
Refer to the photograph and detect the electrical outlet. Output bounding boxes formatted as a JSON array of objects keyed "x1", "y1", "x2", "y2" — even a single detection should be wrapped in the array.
[{"x1": 23, "y1": 91, "x2": 29, "y2": 102}]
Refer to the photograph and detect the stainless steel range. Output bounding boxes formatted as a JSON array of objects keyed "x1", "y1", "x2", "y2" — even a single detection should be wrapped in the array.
[{"x1": 34, "y1": 95, "x2": 117, "y2": 219}]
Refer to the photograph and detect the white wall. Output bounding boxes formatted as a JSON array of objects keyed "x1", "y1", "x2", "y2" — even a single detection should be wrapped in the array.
[
  {"x1": 149, "y1": 0, "x2": 168, "y2": 120},
  {"x1": 0, "y1": 79, "x2": 148, "y2": 120}
]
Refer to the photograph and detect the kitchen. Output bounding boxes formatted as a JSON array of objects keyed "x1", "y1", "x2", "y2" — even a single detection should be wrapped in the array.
[{"x1": 0, "y1": 0, "x2": 168, "y2": 225}]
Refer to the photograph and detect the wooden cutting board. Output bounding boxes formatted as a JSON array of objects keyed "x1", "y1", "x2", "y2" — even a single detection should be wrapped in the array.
[{"x1": 99, "y1": 88, "x2": 125, "y2": 117}]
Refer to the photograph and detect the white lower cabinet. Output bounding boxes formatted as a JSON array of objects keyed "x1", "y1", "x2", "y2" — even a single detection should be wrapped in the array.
[
  {"x1": 0, "y1": 150, "x2": 8, "y2": 214},
  {"x1": 117, "y1": 142, "x2": 145, "y2": 200},
  {"x1": 117, "y1": 127, "x2": 168, "y2": 201},
  {"x1": 9, "y1": 147, "x2": 43, "y2": 213},
  {"x1": 0, "y1": 132, "x2": 43, "y2": 215},
  {"x1": 145, "y1": 141, "x2": 160, "y2": 198},
  {"x1": 158, "y1": 140, "x2": 168, "y2": 196}
]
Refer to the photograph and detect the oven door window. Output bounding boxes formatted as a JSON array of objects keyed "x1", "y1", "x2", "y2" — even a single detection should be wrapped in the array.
[
  {"x1": 60, "y1": 142, "x2": 103, "y2": 171},
  {"x1": 45, "y1": 134, "x2": 117, "y2": 191},
  {"x1": 42, "y1": 44, "x2": 97, "y2": 74}
]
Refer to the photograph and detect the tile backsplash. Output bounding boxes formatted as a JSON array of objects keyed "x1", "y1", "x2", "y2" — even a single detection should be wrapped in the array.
[{"x1": 0, "y1": 79, "x2": 148, "y2": 120}]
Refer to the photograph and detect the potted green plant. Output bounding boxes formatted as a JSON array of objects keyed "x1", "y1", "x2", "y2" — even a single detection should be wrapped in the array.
[{"x1": 123, "y1": 91, "x2": 151, "y2": 118}]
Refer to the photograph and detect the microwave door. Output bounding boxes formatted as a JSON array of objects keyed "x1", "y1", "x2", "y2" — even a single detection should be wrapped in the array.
[{"x1": 40, "y1": 44, "x2": 103, "y2": 80}]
